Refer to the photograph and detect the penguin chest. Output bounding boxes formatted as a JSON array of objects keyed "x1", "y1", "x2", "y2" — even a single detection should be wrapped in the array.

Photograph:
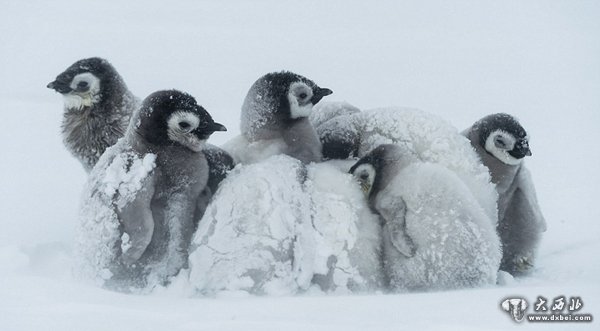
[
  {"x1": 62, "y1": 109, "x2": 126, "y2": 164},
  {"x1": 152, "y1": 152, "x2": 209, "y2": 220},
  {"x1": 146, "y1": 153, "x2": 209, "y2": 263}
]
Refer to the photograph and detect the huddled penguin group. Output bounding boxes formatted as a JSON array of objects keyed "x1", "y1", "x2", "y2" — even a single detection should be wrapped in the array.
[{"x1": 49, "y1": 58, "x2": 546, "y2": 294}]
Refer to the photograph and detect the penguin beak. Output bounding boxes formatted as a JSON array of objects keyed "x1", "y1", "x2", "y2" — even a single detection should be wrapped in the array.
[
  {"x1": 520, "y1": 139, "x2": 532, "y2": 157},
  {"x1": 47, "y1": 80, "x2": 72, "y2": 94},
  {"x1": 193, "y1": 122, "x2": 227, "y2": 140},
  {"x1": 510, "y1": 140, "x2": 532, "y2": 159},
  {"x1": 311, "y1": 87, "x2": 333, "y2": 105},
  {"x1": 209, "y1": 122, "x2": 227, "y2": 132}
]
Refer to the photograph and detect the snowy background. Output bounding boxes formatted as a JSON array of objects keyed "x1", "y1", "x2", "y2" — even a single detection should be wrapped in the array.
[{"x1": 1, "y1": 0, "x2": 598, "y2": 330}]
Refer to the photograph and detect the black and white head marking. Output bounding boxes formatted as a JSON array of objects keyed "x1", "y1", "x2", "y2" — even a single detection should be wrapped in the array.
[
  {"x1": 484, "y1": 129, "x2": 530, "y2": 165},
  {"x1": 47, "y1": 57, "x2": 122, "y2": 111},
  {"x1": 351, "y1": 163, "x2": 377, "y2": 195},
  {"x1": 137, "y1": 90, "x2": 227, "y2": 152},
  {"x1": 349, "y1": 144, "x2": 407, "y2": 198},
  {"x1": 62, "y1": 72, "x2": 102, "y2": 110},
  {"x1": 476, "y1": 113, "x2": 532, "y2": 165},
  {"x1": 287, "y1": 81, "x2": 333, "y2": 119},
  {"x1": 288, "y1": 82, "x2": 315, "y2": 119},
  {"x1": 167, "y1": 110, "x2": 205, "y2": 152},
  {"x1": 244, "y1": 71, "x2": 333, "y2": 125}
]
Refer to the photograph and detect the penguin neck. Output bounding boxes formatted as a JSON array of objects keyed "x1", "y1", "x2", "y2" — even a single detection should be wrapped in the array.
[
  {"x1": 471, "y1": 136, "x2": 521, "y2": 194},
  {"x1": 99, "y1": 79, "x2": 135, "y2": 114},
  {"x1": 61, "y1": 103, "x2": 128, "y2": 169},
  {"x1": 281, "y1": 117, "x2": 323, "y2": 163},
  {"x1": 156, "y1": 145, "x2": 209, "y2": 195},
  {"x1": 128, "y1": 135, "x2": 209, "y2": 193},
  {"x1": 466, "y1": 128, "x2": 520, "y2": 188}
]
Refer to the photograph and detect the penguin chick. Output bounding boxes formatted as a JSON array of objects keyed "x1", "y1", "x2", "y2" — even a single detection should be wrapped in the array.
[
  {"x1": 224, "y1": 71, "x2": 332, "y2": 164},
  {"x1": 350, "y1": 144, "x2": 501, "y2": 292},
  {"x1": 201, "y1": 144, "x2": 236, "y2": 196},
  {"x1": 48, "y1": 57, "x2": 140, "y2": 171},
  {"x1": 188, "y1": 155, "x2": 310, "y2": 296},
  {"x1": 463, "y1": 113, "x2": 546, "y2": 276},
  {"x1": 76, "y1": 90, "x2": 226, "y2": 289},
  {"x1": 309, "y1": 101, "x2": 362, "y2": 160},
  {"x1": 310, "y1": 107, "x2": 498, "y2": 224},
  {"x1": 193, "y1": 144, "x2": 237, "y2": 228}
]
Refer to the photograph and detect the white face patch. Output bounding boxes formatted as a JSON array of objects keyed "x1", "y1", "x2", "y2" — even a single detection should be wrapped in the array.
[
  {"x1": 485, "y1": 129, "x2": 522, "y2": 165},
  {"x1": 167, "y1": 111, "x2": 204, "y2": 152},
  {"x1": 352, "y1": 163, "x2": 376, "y2": 196},
  {"x1": 287, "y1": 82, "x2": 314, "y2": 119},
  {"x1": 62, "y1": 72, "x2": 101, "y2": 110}
]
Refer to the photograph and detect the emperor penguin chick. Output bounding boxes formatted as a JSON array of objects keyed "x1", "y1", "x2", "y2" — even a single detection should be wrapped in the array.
[
  {"x1": 48, "y1": 57, "x2": 140, "y2": 171},
  {"x1": 223, "y1": 71, "x2": 332, "y2": 164},
  {"x1": 76, "y1": 90, "x2": 227, "y2": 289},
  {"x1": 463, "y1": 113, "x2": 546, "y2": 276},
  {"x1": 350, "y1": 144, "x2": 501, "y2": 292}
]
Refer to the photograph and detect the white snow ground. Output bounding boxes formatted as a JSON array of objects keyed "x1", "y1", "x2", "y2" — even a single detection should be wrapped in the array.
[{"x1": 0, "y1": 0, "x2": 599, "y2": 330}]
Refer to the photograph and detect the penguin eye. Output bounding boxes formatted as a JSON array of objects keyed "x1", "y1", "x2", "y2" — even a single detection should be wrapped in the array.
[
  {"x1": 179, "y1": 122, "x2": 191, "y2": 130},
  {"x1": 494, "y1": 136, "x2": 507, "y2": 149},
  {"x1": 360, "y1": 173, "x2": 369, "y2": 180},
  {"x1": 75, "y1": 80, "x2": 91, "y2": 92},
  {"x1": 299, "y1": 92, "x2": 308, "y2": 99}
]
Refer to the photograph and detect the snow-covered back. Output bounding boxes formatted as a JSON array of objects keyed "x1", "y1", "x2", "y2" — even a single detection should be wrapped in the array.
[
  {"x1": 221, "y1": 134, "x2": 289, "y2": 164},
  {"x1": 312, "y1": 104, "x2": 498, "y2": 223},
  {"x1": 375, "y1": 162, "x2": 501, "y2": 291},
  {"x1": 310, "y1": 101, "x2": 361, "y2": 130},
  {"x1": 189, "y1": 158, "x2": 385, "y2": 295},
  {"x1": 2, "y1": 0, "x2": 599, "y2": 330},
  {"x1": 75, "y1": 140, "x2": 156, "y2": 286},
  {"x1": 302, "y1": 161, "x2": 384, "y2": 293},
  {"x1": 189, "y1": 155, "x2": 308, "y2": 295}
]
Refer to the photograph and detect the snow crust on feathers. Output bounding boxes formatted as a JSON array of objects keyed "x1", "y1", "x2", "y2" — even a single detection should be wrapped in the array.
[
  {"x1": 302, "y1": 161, "x2": 384, "y2": 293},
  {"x1": 311, "y1": 103, "x2": 498, "y2": 223},
  {"x1": 188, "y1": 157, "x2": 383, "y2": 295},
  {"x1": 74, "y1": 139, "x2": 156, "y2": 286},
  {"x1": 378, "y1": 162, "x2": 501, "y2": 291},
  {"x1": 221, "y1": 134, "x2": 288, "y2": 165},
  {"x1": 188, "y1": 156, "x2": 308, "y2": 295}
]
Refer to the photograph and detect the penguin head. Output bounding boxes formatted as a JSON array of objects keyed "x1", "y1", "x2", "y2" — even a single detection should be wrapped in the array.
[
  {"x1": 350, "y1": 162, "x2": 377, "y2": 196},
  {"x1": 350, "y1": 144, "x2": 406, "y2": 198},
  {"x1": 136, "y1": 90, "x2": 226, "y2": 152},
  {"x1": 47, "y1": 57, "x2": 125, "y2": 111},
  {"x1": 245, "y1": 71, "x2": 333, "y2": 127},
  {"x1": 475, "y1": 113, "x2": 531, "y2": 165},
  {"x1": 286, "y1": 79, "x2": 333, "y2": 120}
]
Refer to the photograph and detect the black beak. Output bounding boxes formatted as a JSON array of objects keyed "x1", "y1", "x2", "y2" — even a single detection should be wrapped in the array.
[
  {"x1": 509, "y1": 140, "x2": 532, "y2": 159},
  {"x1": 520, "y1": 139, "x2": 532, "y2": 157},
  {"x1": 210, "y1": 122, "x2": 227, "y2": 132},
  {"x1": 311, "y1": 87, "x2": 333, "y2": 105},
  {"x1": 193, "y1": 122, "x2": 227, "y2": 140},
  {"x1": 47, "y1": 80, "x2": 72, "y2": 94}
]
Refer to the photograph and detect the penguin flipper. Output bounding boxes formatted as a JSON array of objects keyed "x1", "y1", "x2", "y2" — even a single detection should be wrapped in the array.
[
  {"x1": 117, "y1": 173, "x2": 156, "y2": 265},
  {"x1": 389, "y1": 224, "x2": 416, "y2": 258},
  {"x1": 382, "y1": 199, "x2": 416, "y2": 258},
  {"x1": 202, "y1": 144, "x2": 236, "y2": 194},
  {"x1": 500, "y1": 168, "x2": 546, "y2": 275},
  {"x1": 514, "y1": 167, "x2": 547, "y2": 232}
]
